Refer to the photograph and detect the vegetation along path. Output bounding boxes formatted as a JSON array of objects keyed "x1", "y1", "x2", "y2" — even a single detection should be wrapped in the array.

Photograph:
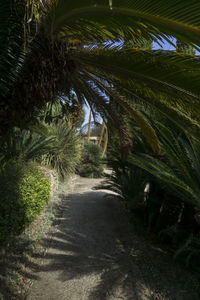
[{"x1": 27, "y1": 176, "x2": 198, "y2": 300}]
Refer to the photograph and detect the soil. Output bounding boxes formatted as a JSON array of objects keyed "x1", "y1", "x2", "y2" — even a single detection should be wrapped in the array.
[{"x1": 26, "y1": 176, "x2": 198, "y2": 300}]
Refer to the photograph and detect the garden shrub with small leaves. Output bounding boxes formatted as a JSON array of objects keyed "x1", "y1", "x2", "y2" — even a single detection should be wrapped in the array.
[{"x1": 0, "y1": 163, "x2": 50, "y2": 245}]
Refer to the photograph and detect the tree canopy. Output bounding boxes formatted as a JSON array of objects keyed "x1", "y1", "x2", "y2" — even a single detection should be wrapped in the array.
[{"x1": 1, "y1": 0, "x2": 200, "y2": 152}]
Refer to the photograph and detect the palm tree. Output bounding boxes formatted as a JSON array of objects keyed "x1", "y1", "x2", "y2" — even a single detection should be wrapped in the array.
[
  {"x1": 98, "y1": 121, "x2": 105, "y2": 147},
  {"x1": 101, "y1": 126, "x2": 108, "y2": 158},
  {"x1": 129, "y1": 122, "x2": 200, "y2": 208},
  {"x1": 2, "y1": 0, "x2": 200, "y2": 152},
  {"x1": 87, "y1": 110, "x2": 92, "y2": 141}
]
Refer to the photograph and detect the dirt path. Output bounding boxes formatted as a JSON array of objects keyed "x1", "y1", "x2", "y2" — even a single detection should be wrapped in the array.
[{"x1": 27, "y1": 176, "x2": 198, "y2": 300}]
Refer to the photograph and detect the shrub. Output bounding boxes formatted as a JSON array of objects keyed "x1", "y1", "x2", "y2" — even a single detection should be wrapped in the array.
[
  {"x1": 79, "y1": 142, "x2": 104, "y2": 178},
  {"x1": 0, "y1": 119, "x2": 82, "y2": 180},
  {"x1": 0, "y1": 163, "x2": 50, "y2": 245},
  {"x1": 41, "y1": 121, "x2": 82, "y2": 178}
]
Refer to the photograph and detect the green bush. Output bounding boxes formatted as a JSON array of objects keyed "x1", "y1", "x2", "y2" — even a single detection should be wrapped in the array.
[
  {"x1": 0, "y1": 163, "x2": 50, "y2": 245},
  {"x1": 79, "y1": 142, "x2": 104, "y2": 178}
]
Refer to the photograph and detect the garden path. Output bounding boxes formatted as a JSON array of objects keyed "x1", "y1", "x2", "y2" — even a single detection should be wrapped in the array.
[{"x1": 27, "y1": 176, "x2": 198, "y2": 300}]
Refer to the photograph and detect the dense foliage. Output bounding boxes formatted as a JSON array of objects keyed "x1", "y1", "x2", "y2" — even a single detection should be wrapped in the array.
[
  {"x1": 0, "y1": 101, "x2": 83, "y2": 178},
  {"x1": 79, "y1": 142, "x2": 104, "y2": 178},
  {"x1": 0, "y1": 164, "x2": 50, "y2": 245},
  {"x1": 0, "y1": 101, "x2": 83, "y2": 245},
  {"x1": 2, "y1": 0, "x2": 200, "y2": 156},
  {"x1": 106, "y1": 115, "x2": 200, "y2": 272}
]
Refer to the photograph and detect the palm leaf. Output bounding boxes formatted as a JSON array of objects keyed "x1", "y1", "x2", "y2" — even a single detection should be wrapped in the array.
[
  {"x1": 77, "y1": 48, "x2": 200, "y2": 96},
  {"x1": 129, "y1": 153, "x2": 198, "y2": 205},
  {"x1": 49, "y1": 0, "x2": 200, "y2": 46},
  {"x1": 83, "y1": 74, "x2": 161, "y2": 154},
  {"x1": 0, "y1": 0, "x2": 25, "y2": 96},
  {"x1": 129, "y1": 121, "x2": 200, "y2": 207}
]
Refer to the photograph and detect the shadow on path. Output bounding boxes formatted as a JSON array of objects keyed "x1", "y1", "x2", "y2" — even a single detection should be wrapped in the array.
[{"x1": 26, "y1": 184, "x2": 198, "y2": 300}]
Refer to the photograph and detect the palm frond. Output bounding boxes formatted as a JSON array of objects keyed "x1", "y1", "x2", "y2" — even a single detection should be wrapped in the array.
[
  {"x1": 41, "y1": 120, "x2": 82, "y2": 177},
  {"x1": 94, "y1": 81, "x2": 161, "y2": 154},
  {"x1": 49, "y1": 0, "x2": 200, "y2": 46},
  {"x1": 77, "y1": 48, "x2": 200, "y2": 96},
  {"x1": 128, "y1": 122, "x2": 200, "y2": 207},
  {"x1": 0, "y1": 127, "x2": 55, "y2": 165},
  {"x1": 0, "y1": 0, "x2": 25, "y2": 97}
]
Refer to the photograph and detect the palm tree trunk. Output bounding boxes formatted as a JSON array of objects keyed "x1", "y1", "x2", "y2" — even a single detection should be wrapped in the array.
[
  {"x1": 101, "y1": 127, "x2": 108, "y2": 158},
  {"x1": 98, "y1": 121, "x2": 105, "y2": 147},
  {"x1": 87, "y1": 110, "x2": 92, "y2": 141}
]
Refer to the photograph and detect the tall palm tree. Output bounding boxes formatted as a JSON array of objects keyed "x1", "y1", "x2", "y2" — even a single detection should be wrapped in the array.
[
  {"x1": 101, "y1": 126, "x2": 108, "y2": 158},
  {"x1": 87, "y1": 110, "x2": 92, "y2": 141},
  {"x1": 98, "y1": 121, "x2": 105, "y2": 147},
  {"x1": 2, "y1": 0, "x2": 200, "y2": 152}
]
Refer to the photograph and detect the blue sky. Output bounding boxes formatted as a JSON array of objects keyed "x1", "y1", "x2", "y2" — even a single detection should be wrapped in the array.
[{"x1": 153, "y1": 40, "x2": 176, "y2": 51}]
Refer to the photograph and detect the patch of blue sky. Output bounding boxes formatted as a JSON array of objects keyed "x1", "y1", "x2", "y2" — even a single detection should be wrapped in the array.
[{"x1": 153, "y1": 40, "x2": 176, "y2": 51}]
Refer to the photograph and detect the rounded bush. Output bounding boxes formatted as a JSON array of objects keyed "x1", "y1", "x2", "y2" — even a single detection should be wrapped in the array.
[
  {"x1": 79, "y1": 142, "x2": 104, "y2": 178},
  {"x1": 0, "y1": 164, "x2": 50, "y2": 245}
]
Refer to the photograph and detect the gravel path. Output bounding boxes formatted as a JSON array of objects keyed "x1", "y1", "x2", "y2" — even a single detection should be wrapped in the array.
[{"x1": 27, "y1": 176, "x2": 198, "y2": 300}]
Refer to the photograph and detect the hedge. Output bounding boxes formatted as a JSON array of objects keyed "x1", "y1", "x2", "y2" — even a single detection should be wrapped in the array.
[{"x1": 0, "y1": 163, "x2": 50, "y2": 245}]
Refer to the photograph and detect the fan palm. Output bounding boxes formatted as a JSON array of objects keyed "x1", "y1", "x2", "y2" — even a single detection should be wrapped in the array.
[{"x1": 2, "y1": 0, "x2": 200, "y2": 152}]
